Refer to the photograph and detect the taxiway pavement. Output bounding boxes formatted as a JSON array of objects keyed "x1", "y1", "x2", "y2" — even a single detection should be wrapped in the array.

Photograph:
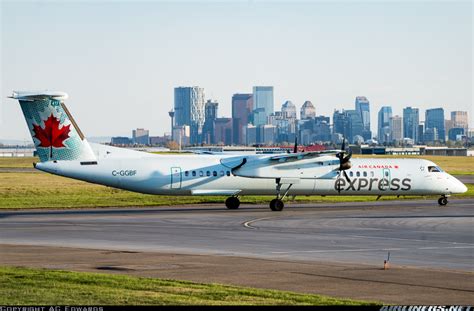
[{"x1": 1, "y1": 199, "x2": 473, "y2": 304}]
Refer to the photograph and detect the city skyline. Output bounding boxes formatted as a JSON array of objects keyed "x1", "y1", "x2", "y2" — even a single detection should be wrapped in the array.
[
  {"x1": 118, "y1": 87, "x2": 468, "y2": 147},
  {"x1": 1, "y1": 1, "x2": 472, "y2": 141}
]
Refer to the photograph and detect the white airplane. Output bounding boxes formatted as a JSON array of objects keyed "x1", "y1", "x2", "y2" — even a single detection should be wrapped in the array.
[{"x1": 11, "y1": 91, "x2": 467, "y2": 211}]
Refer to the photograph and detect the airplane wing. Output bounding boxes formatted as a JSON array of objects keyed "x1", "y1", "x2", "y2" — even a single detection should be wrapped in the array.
[
  {"x1": 220, "y1": 152, "x2": 339, "y2": 179},
  {"x1": 269, "y1": 150, "x2": 340, "y2": 162}
]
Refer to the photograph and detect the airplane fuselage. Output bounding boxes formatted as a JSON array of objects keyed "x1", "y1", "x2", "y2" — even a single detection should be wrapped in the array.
[{"x1": 36, "y1": 151, "x2": 467, "y2": 198}]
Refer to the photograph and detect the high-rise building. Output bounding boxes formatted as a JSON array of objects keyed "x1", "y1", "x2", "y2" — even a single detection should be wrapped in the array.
[
  {"x1": 203, "y1": 100, "x2": 218, "y2": 144},
  {"x1": 281, "y1": 100, "x2": 297, "y2": 119},
  {"x1": 403, "y1": 107, "x2": 419, "y2": 142},
  {"x1": 257, "y1": 124, "x2": 276, "y2": 145},
  {"x1": 423, "y1": 127, "x2": 438, "y2": 143},
  {"x1": 214, "y1": 118, "x2": 233, "y2": 145},
  {"x1": 132, "y1": 128, "x2": 149, "y2": 145},
  {"x1": 346, "y1": 110, "x2": 364, "y2": 143},
  {"x1": 174, "y1": 86, "x2": 205, "y2": 144},
  {"x1": 418, "y1": 123, "x2": 425, "y2": 144},
  {"x1": 332, "y1": 110, "x2": 363, "y2": 143},
  {"x1": 252, "y1": 86, "x2": 274, "y2": 126},
  {"x1": 355, "y1": 96, "x2": 371, "y2": 140},
  {"x1": 425, "y1": 108, "x2": 445, "y2": 142},
  {"x1": 377, "y1": 106, "x2": 392, "y2": 144},
  {"x1": 389, "y1": 115, "x2": 403, "y2": 142},
  {"x1": 231, "y1": 94, "x2": 253, "y2": 145},
  {"x1": 448, "y1": 128, "x2": 465, "y2": 141},
  {"x1": 451, "y1": 111, "x2": 468, "y2": 131},
  {"x1": 299, "y1": 116, "x2": 331, "y2": 144},
  {"x1": 243, "y1": 124, "x2": 257, "y2": 145},
  {"x1": 300, "y1": 101, "x2": 316, "y2": 120}
]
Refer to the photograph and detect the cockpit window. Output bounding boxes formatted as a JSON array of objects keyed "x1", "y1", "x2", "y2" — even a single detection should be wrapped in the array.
[{"x1": 428, "y1": 166, "x2": 443, "y2": 173}]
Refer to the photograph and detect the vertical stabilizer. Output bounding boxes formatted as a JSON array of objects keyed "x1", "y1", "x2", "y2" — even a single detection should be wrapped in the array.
[{"x1": 11, "y1": 91, "x2": 96, "y2": 162}]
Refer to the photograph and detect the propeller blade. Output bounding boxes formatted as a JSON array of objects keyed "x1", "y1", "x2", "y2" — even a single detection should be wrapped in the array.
[
  {"x1": 293, "y1": 137, "x2": 298, "y2": 153},
  {"x1": 343, "y1": 170, "x2": 351, "y2": 183},
  {"x1": 342, "y1": 150, "x2": 352, "y2": 163},
  {"x1": 336, "y1": 173, "x2": 342, "y2": 194}
]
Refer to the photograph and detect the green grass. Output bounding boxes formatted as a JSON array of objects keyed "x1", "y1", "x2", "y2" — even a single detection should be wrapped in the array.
[
  {"x1": 0, "y1": 266, "x2": 373, "y2": 305},
  {"x1": 0, "y1": 171, "x2": 472, "y2": 209},
  {"x1": 0, "y1": 157, "x2": 38, "y2": 168}
]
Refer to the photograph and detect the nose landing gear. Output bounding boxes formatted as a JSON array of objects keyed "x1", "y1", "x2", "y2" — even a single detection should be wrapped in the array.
[
  {"x1": 225, "y1": 196, "x2": 240, "y2": 209},
  {"x1": 438, "y1": 196, "x2": 448, "y2": 206}
]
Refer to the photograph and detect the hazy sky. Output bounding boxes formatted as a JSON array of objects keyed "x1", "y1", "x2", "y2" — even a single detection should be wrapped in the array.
[{"x1": 1, "y1": 0, "x2": 472, "y2": 142}]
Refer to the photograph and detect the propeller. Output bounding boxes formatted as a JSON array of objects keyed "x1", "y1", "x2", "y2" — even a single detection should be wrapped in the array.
[{"x1": 336, "y1": 137, "x2": 352, "y2": 193}]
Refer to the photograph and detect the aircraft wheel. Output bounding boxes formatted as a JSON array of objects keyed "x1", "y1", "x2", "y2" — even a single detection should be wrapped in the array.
[
  {"x1": 225, "y1": 196, "x2": 240, "y2": 209},
  {"x1": 269, "y1": 199, "x2": 284, "y2": 211},
  {"x1": 438, "y1": 197, "x2": 448, "y2": 206}
]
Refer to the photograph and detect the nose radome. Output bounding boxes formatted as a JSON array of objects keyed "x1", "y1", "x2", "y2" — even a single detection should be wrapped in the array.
[{"x1": 452, "y1": 178, "x2": 468, "y2": 194}]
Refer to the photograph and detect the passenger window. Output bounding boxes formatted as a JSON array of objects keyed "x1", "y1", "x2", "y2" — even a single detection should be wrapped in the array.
[
  {"x1": 356, "y1": 172, "x2": 360, "y2": 177},
  {"x1": 192, "y1": 171, "x2": 196, "y2": 177},
  {"x1": 349, "y1": 171, "x2": 353, "y2": 177},
  {"x1": 220, "y1": 171, "x2": 225, "y2": 176},
  {"x1": 185, "y1": 171, "x2": 189, "y2": 177},
  {"x1": 370, "y1": 171, "x2": 374, "y2": 177},
  {"x1": 226, "y1": 171, "x2": 231, "y2": 176},
  {"x1": 213, "y1": 171, "x2": 217, "y2": 177},
  {"x1": 199, "y1": 171, "x2": 203, "y2": 177},
  {"x1": 206, "y1": 171, "x2": 211, "y2": 177},
  {"x1": 385, "y1": 171, "x2": 389, "y2": 177},
  {"x1": 363, "y1": 171, "x2": 367, "y2": 177}
]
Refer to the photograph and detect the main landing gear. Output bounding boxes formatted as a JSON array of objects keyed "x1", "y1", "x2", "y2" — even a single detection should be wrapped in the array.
[
  {"x1": 438, "y1": 195, "x2": 448, "y2": 206},
  {"x1": 269, "y1": 178, "x2": 293, "y2": 212},
  {"x1": 225, "y1": 196, "x2": 240, "y2": 209}
]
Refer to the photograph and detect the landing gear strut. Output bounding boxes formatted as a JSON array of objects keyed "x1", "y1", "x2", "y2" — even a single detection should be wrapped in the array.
[
  {"x1": 225, "y1": 196, "x2": 240, "y2": 209},
  {"x1": 438, "y1": 196, "x2": 448, "y2": 206},
  {"x1": 269, "y1": 178, "x2": 293, "y2": 211}
]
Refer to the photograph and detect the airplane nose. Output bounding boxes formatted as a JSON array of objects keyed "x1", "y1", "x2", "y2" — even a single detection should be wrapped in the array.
[{"x1": 451, "y1": 178, "x2": 468, "y2": 194}]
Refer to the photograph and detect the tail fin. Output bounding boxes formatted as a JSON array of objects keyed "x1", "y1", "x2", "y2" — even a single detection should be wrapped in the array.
[{"x1": 11, "y1": 91, "x2": 96, "y2": 162}]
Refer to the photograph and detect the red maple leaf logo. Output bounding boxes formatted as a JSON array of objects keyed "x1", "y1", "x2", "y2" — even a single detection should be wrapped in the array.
[{"x1": 32, "y1": 114, "x2": 71, "y2": 148}]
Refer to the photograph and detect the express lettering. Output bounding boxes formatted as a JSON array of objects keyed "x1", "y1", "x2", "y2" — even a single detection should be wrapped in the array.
[
  {"x1": 112, "y1": 170, "x2": 137, "y2": 177},
  {"x1": 334, "y1": 178, "x2": 411, "y2": 192}
]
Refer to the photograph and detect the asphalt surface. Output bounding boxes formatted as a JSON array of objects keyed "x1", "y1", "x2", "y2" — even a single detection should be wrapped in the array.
[
  {"x1": 1, "y1": 199, "x2": 473, "y2": 304},
  {"x1": 1, "y1": 199, "x2": 473, "y2": 270}
]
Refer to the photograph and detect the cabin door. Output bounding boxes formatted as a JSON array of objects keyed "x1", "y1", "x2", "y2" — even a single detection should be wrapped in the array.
[{"x1": 170, "y1": 167, "x2": 182, "y2": 189}]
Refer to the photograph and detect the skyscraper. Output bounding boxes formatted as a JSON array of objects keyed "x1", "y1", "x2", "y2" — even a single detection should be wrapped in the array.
[
  {"x1": 252, "y1": 86, "x2": 274, "y2": 126},
  {"x1": 355, "y1": 96, "x2": 371, "y2": 140},
  {"x1": 231, "y1": 93, "x2": 253, "y2": 145},
  {"x1": 451, "y1": 111, "x2": 468, "y2": 131},
  {"x1": 279, "y1": 101, "x2": 297, "y2": 143},
  {"x1": 346, "y1": 110, "x2": 364, "y2": 143},
  {"x1": 203, "y1": 100, "x2": 218, "y2": 144},
  {"x1": 403, "y1": 107, "x2": 419, "y2": 142},
  {"x1": 425, "y1": 108, "x2": 445, "y2": 142},
  {"x1": 300, "y1": 101, "x2": 316, "y2": 119},
  {"x1": 378, "y1": 106, "x2": 392, "y2": 144},
  {"x1": 333, "y1": 110, "x2": 363, "y2": 143},
  {"x1": 389, "y1": 115, "x2": 403, "y2": 142},
  {"x1": 333, "y1": 110, "x2": 349, "y2": 139},
  {"x1": 214, "y1": 118, "x2": 233, "y2": 145},
  {"x1": 174, "y1": 86, "x2": 205, "y2": 144}
]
